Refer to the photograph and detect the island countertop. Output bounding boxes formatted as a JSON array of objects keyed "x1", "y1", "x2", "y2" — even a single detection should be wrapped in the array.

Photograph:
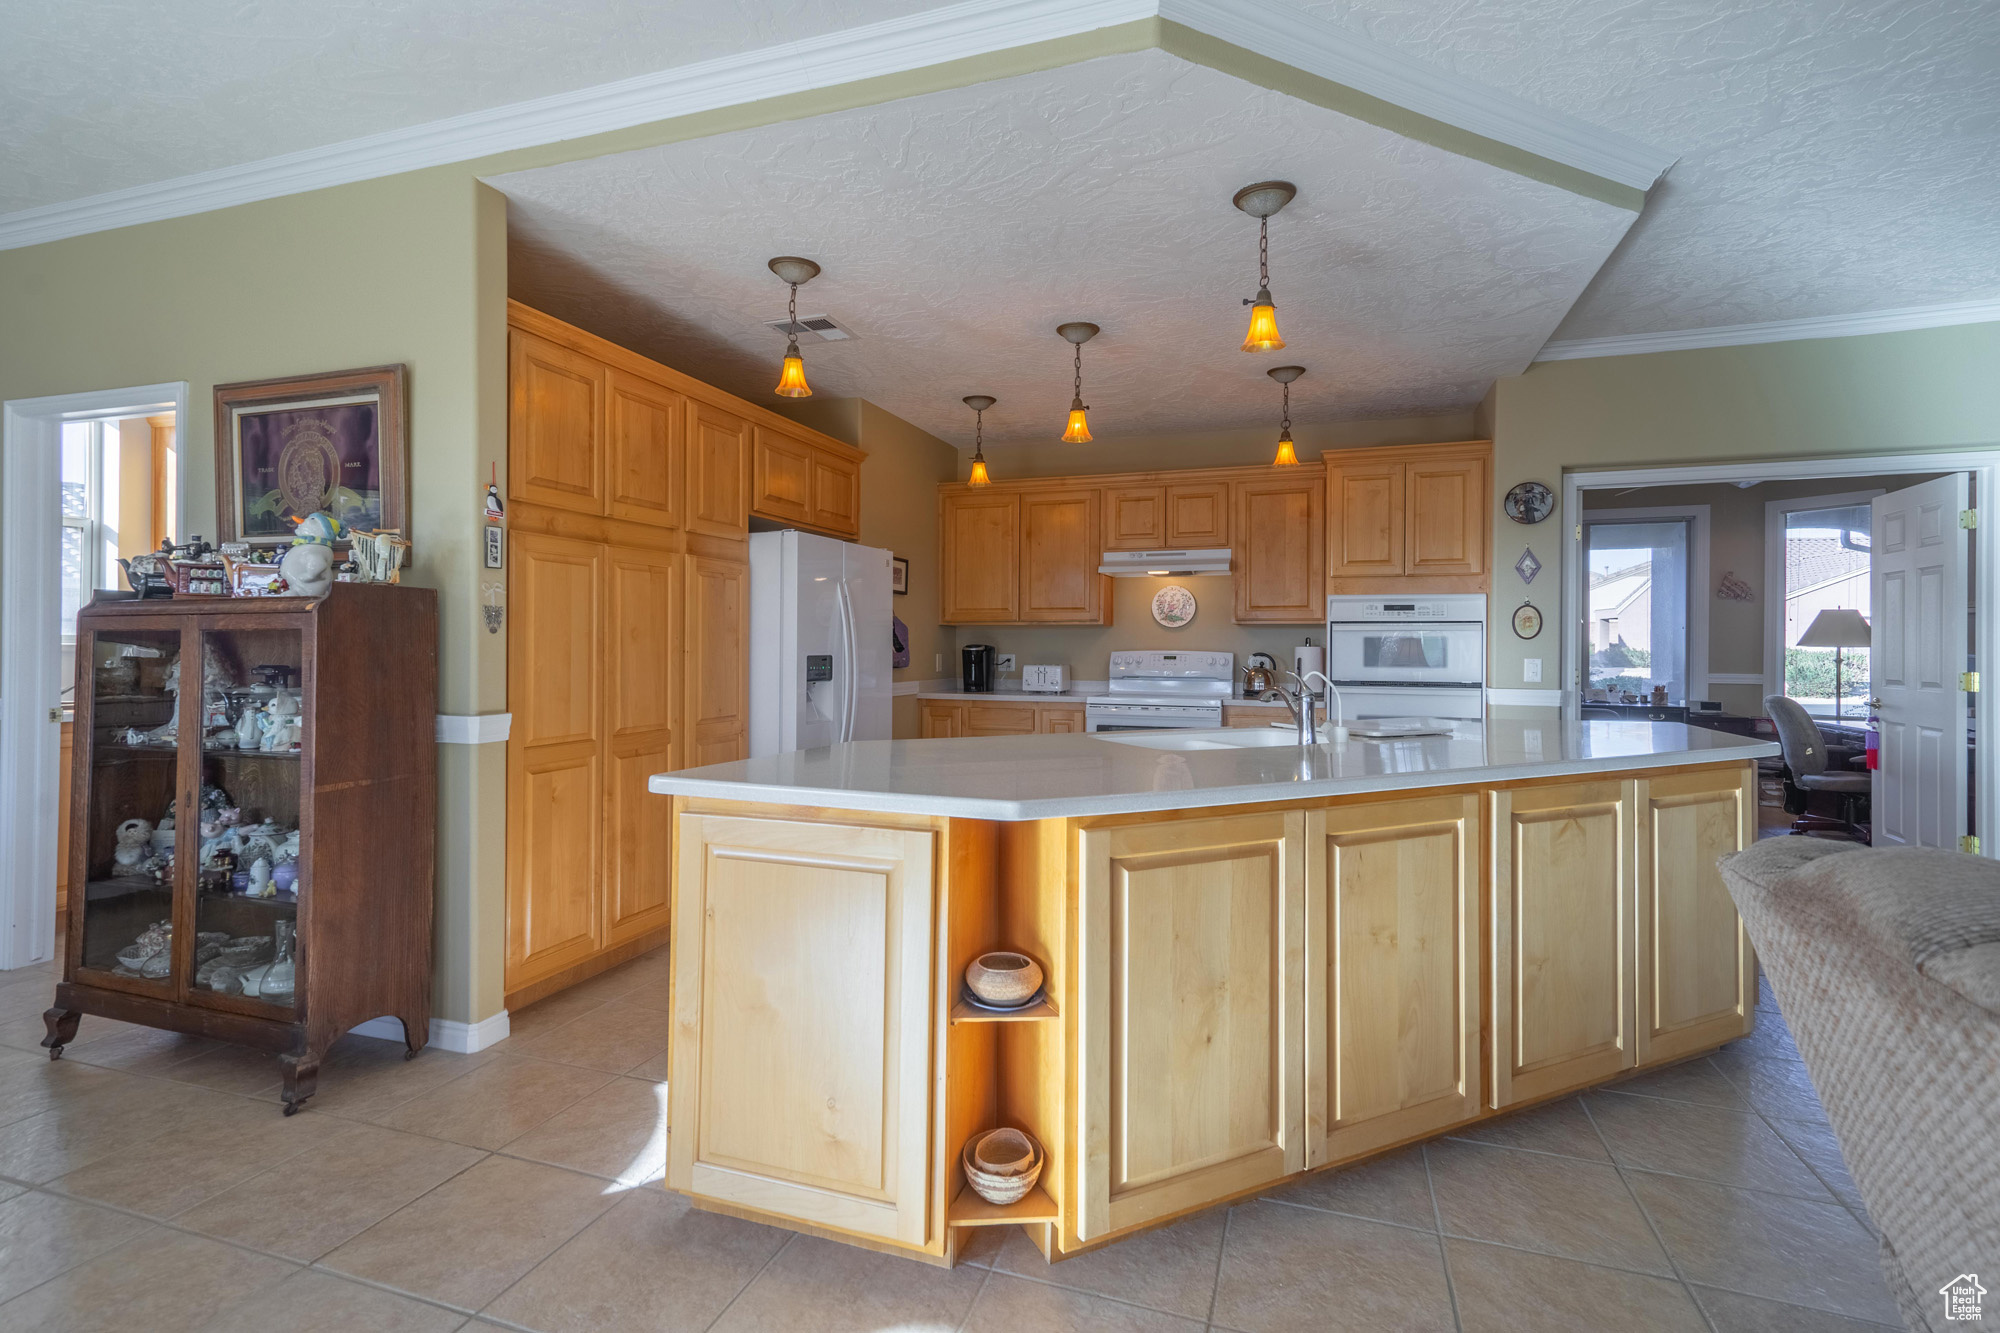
[{"x1": 648, "y1": 719, "x2": 1778, "y2": 821}]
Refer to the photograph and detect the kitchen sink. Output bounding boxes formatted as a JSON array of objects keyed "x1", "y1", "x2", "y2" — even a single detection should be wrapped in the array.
[{"x1": 1094, "y1": 727, "x2": 1302, "y2": 751}]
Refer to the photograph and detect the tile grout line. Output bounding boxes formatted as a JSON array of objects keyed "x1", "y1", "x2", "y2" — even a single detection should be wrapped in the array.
[
  {"x1": 1420, "y1": 1142, "x2": 1465, "y2": 1333},
  {"x1": 968, "y1": 1249, "x2": 1229, "y2": 1323},
  {"x1": 1205, "y1": 1202, "x2": 1233, "y2": 1326},
  {"x1": 951, "y1": 1260, "x2": 996, "y2": 1333},
  {"x1": 702, "y1": 1228, "x2": 796, "y2": 1331},
  {"x1": 1436, "y1": 1123, "x2": 1852, "y2": 1208},
  {"x1": 1579, "y1": 1089, "x2": 1719, "y2": 1333},
  {"x1": 1706, "y1": 1042, "x2": 1876, "y2": 1234}
]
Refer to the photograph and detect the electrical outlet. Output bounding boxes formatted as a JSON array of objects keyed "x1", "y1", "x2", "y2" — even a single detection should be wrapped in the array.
[
  {"x1": 997, "y1": 653, "x2": 1017, "y2": 673},
  {"x1": 1523, "y1": 658, "x2": 1543, "y2": 683}
]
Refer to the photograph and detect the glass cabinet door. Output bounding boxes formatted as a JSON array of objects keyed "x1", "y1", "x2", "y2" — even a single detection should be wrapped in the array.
[
  {"x1": 188, "y1": 626, "x2": 304, "y2": 1013},
  {"x1": 79, "y1": 626, "x2": 184, "y2": 989}
]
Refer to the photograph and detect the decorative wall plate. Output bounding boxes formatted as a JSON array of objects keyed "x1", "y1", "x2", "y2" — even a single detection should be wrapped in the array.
[
  {"x1": 1504, "y1": 481, "x2": 1555, "y2": 525},
  {"x1": 1512, "y1": 601, "x2": 1544, "y2": 640},
  {"x1": 1515, "y1": 547, "x2": 1541, "y2": 584},
  {"x1": 1152, "y1": 584, "x2": 1197, "y2": 627}
]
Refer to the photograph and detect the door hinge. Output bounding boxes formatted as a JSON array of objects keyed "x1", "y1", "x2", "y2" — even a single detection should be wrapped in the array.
[
  {"x1": 1961, "y1": 835, "x2": 1981, "y2": 855},
  {"x1": 1574, "y1": 524, "x2": 1583, "y2": 541},
  {"x1": 1961, "y1": 672, "x2": 1980, "y2": 693},
  {"x1": 1961, "y1": 509, "x2": 1979, "y2": 530}
]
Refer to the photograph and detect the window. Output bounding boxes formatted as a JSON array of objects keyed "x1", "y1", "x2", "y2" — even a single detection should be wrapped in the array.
[
  {"x1": 1583, "y1": 517, "x2": 1695, "y2": 702},
  {"x1": 60, "y1": 421, "x2": 121, "y2": 642},
  {"x1": 1780, "y1": 503, "x2": 1871, "y2": 713}
]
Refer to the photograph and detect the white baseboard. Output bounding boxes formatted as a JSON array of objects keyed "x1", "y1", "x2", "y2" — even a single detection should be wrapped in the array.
[
  {"x1": 1487, "y1": 688, "x2": 1564, "y2": 707},
  {"x1": 435, "y1": 712, "x2": 511, "y2": 744},
  {"x1": 1706, "y1": 673, "x2": 1766, "y2": 686},
  {"x1": 349, "y1": 1010, "x2": 512, "y2": 1053}
]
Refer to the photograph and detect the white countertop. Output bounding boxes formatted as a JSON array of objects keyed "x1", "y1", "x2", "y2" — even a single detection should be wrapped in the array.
[{"x1": 649, "y1": 721, "x2": 1779, "y2": 821}]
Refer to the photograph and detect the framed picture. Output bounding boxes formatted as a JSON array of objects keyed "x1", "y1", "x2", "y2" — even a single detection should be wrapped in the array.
[
  {"x1": 891, "y1": 556, "x2": 909, "y2": 595},
  {"x1": 214, "y1": 364, "x2": 408, "y2": 550}
]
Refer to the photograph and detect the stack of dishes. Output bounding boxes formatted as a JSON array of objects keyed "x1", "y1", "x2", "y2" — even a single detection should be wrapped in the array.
[{"x1": 961, "y1": 1127, "x2": 1044, "y2": 1205}]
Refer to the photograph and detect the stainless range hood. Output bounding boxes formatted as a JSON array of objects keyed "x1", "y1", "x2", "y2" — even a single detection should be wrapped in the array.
[{"x1": 1097, "y1": 548, "x2": 1233, "y2": 577}]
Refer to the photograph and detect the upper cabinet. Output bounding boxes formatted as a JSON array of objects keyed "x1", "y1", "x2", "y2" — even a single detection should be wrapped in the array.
[
  {"x1": 509, "y1": 330, "x2": 606, "y2": 516},
  {"x1": 686, "y1": 402, "x2": 751, "y2": 540},
  {"x1": 1103, "y1": 481, "x2": 1231, "y2": 550},
  {"x1": 939, "y1": 492, "x2": 1023, "y2": 623},
  {"x1": 1327, "y1": 442, "x2": 1490, "y2": 592},
  {"x1": 940, "y1": 487, "x2": 1111, "y2": 625},
  {"x1": 606, "y1": 369, "x2": 683, "y2": 529},
  {"x1": 1234, "y1": 473, "x2": 1326, "y2": 623},
  {"x1": 1020, "y1": 490, "x2": 1106, "y2": 623},
  {"x1": 750, "y1": 425, "x2": 863, "y2": 541}
]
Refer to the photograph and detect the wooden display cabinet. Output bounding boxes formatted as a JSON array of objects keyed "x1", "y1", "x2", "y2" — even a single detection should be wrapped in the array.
[{"x1": 47, "y1": 585, "x2": 438, "y2": 1115}]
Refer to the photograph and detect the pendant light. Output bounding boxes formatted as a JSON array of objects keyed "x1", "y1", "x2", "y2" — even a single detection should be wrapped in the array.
[
  {"x1": 1267, "y1": 365, "x2": 1304, "y2": 466},
  {"x1": 1233, "y1": 181, "x2": 1295, "y2": 353},
  {"x1": 767, "y1": 256, "x2": 821, "y2": 397},
  {"x1": 963, "y1": 395, "x2": 995, "y2": 485},
  {"x1": 1057, "y1": 322, "x2": 1098, "y2": 443}
]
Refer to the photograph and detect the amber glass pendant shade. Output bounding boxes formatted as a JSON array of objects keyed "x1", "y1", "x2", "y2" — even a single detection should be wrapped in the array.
[
  {"x1": 1242, "y1": 295, "x2": 1285, "y2": 353},
  {"x1": 1268, "y1": 364, "x2": 1304, "y2": 465},
  {"x1": 1062, "y1": 404, "x2": 1093, "y2": 444},
  {"x1": 968, "y1": 456, "x2": 991, "y2": 485},
  {"x1": 774, "y1": 351, "x2": 811, "y2": 397},
  {"x1": 963, "y1": 394, "x2": 996, "y2": 485},
  {"x1": 1272, "y1": 430, "x2": 1298, "y2": 466}
]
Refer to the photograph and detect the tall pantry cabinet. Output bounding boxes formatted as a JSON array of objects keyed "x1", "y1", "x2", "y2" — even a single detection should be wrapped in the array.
[{"x1": 504, "y1": 302, "x2": 863, "y2": 1003}]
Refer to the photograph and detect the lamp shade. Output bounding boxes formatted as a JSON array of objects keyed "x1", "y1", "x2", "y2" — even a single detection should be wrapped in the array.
[{"x1": 1795, "y1": 608, "x2": 1871, "y2": 649}]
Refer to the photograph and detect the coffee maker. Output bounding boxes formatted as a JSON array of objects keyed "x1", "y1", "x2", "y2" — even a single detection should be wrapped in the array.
[{"x1": 961, "y1": 644, "x2": 997, "y2": 693}]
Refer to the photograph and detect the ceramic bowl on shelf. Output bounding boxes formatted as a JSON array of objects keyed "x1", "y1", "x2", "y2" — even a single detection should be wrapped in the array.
[
  {"x1": 964, "y1": 951, "x2": 1043, "y2": 1008},
  {"x1": 962, "y1": 1128, "x2": 1044, "y2": 1205}
]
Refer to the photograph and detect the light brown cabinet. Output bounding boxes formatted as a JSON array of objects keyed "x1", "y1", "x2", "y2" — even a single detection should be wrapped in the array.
[
  {"x1": 1305, "y1": 793, "x2": 1481, "y2": 1164},
  {"x1": 939, "y1": 492, "x2": 1022, "y2": 623},
  {"x1": 1234, "y1": 473, "x2": 1326, "y2": 623},
  {"x1": 751, "y1": 425, "x2": 864, "y2": 540},
  {"x1": 1020, "y1": 490, "x2": 1106, "y2": 623},
  {"x1": 685, "y1": 555, "x2": 750, "y2": 769},
  {"x1": 1327, "y1": 442, "x2": 1489, "y2": 592},
  {"x1": 939, "y1": 488, "x2": 1107, "y2": 625},
  {"x1": 687, "y1": 401, "x2": 751, "y2": 540},
  {"x1": 509, "y1": 330, "x2": 605, "y2": 516},
  {"x1": 1103, "y1": 482, "x2": 1231, "y2": 550},
  {"x1": 1635, "y1": 766, "x2": 1756, "y2": 1064},
  {"x1": 606, "y1": 369, "x2": 683, "y2": 529},
  {"x1": 1078, "y1": 810, "x2": 1306, "y2": 1240},
  {"x1": 919, "y1": 698, "x2": 1084, "y2": 737}
]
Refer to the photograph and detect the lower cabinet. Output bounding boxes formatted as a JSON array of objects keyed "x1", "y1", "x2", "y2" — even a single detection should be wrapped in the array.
[
  {"x1": 1077, "y1": 811, "x2": 1306, "y2": 1241},
  {"x1": 1635, "y1": 766, "x2": 1757, "y2": 1064},
  {"x1": 670, "y1": 813, "x2": 937, "y2": 1246},
  {"x1": 920, "y1": 698, "x2": 1085, "y2": 737},
  {"x1": 1490, "y1": 778, "x2": 1637, "y2": 1106},
  {"x1": 1305, "y1": 793, "x2": 1480, "y2": 1165}
]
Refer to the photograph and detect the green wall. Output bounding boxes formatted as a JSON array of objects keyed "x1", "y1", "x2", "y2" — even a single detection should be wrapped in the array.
[{"x1": 0, "y1": 168, "x2": 510, "y2": 1026}]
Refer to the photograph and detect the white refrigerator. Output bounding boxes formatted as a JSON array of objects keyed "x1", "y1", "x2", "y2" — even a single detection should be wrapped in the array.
[{"x1": 748, "y1": 530, "x2": 894, "y2": 756}]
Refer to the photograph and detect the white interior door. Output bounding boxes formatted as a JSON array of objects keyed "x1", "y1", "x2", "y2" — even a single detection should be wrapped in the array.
[{"x1": 1871, "y1": 474, "x2": 1970, "y2": 849}]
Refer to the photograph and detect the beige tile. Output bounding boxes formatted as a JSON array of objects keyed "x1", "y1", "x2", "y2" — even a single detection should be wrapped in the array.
[
  {"x1": 374, "y1": 1055, "x2": 613, "y2": 1149},
  {"x1": 512, "y1": 1000, "x2": 672, "y2": 1075},
  {"x1": 0, "y1": 1047, "x2": 126, "y2": 1130},
  {"x1": 1211, "y1": 1200, "x2": 1453, "y2": 1333},
  {"x1": 965, "y1": 1272, "x2": 1206, "y2": 1332},
  {"x1": 0, "y1": 1225, "x2": 297, "y2": 1333},
  {"x1": 1444, "y1": 1239, "x2": 1707, "y2": 1333},
  {"x1": 1630, "y1": 1172, "x2": 1900, "y2": 1324},
  {"x1": 1604, "y1": 1056, "x2": 1748, "y2": 1109},
  {"x1": 155, "y1": 1042, "x2": 287, "y2": 1099},
  {"x1": 303, "y1": 1034, "x2": 502, "y2": 1122},
  {"x1": 49, "y1": 1092, "x2": 342, "y2": 1217},
  {"x1": 502, "y1": 1076, "x2": 666, "y2": 1185},
  {"x1": 1585, "y1": 1092, "x2": 1831, "y2": 1199},
  {"x1": 0, "y1": 1069, "x2": 233, "y2": 1184},
  {"x1": 206, "y1": 1266, "x2": 469, "y2": 1332},
  {"x1": 484, "y1": 1186, "x2": 787, "y2": 1333},
  {"x1": 0, "y1": 1191, "x2": 153, "y2": 1304},
  {"x1": 995, "y1": 1203, "x2": 1225, "y2": 1318},
  {"x1": 318, "y1": 1154, "x2": 616, "y2": 1310},
  {"x1": 498, "y1": 988, "x2": 609, "y2": 1044},
  {"x1": 1765, "y1": 1117, "x2": 1865, "y2": 1211},
  {"x1": 178, "y1": 1119, "x2": 486, "y2": 1261},
  {"x1": 1709, "y1": 1049, "x2": 1832, "y2": 1123},
  {"x1": 1446, "y1": 1097, "x2": 1610, "y2": 1162},
  {"x1": 626, "y1": 1049, "x2": 671, "y2": 1082},
  {"x1": 1261, "y1": 1145, "x2": 1438, "y2": 1227},
  {"x1": 1425, "y1": 1138, "x2": 1672, "y2": 1276},
  {"x1": 1720, "y1": 1019, "x2": 1804, "y2": 1064},
  {"x1": 955, "y1": 1224, "x2": 1011, "y2": 1268},
  {"x1": 61, "y1": 1023, "x2": 218, "y2": 1076},
  {"x1": 1691, "y1": 1283, "x2": 1900, "y2": 1331},
  {"x1": 712, "y1": 1234, "x2": 986, "y2": 1333}
]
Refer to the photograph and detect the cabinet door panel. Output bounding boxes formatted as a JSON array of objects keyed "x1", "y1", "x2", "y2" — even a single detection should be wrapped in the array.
[
  {"x1": 939, "y1": 493, "x2": 1019, "y2": 622},
  {"x1": 810, "y1": 450, "x2": 861, "y2": 538},
  {"x1": 1306, "y1": 794, "x2": 1479, "y2": 1165},
  {"x1": 1636, "y1": 766, "x2": 1756, "y2": 1064},
  {"x1": 1037, "y1": 705, "x2": 1085, "y2": 733},
  {"x1": 919, "y1": 701, "x2": 962, "y2": 738},
  {"x1": 512, "y1": 534, "x2": 601, "y2": 748},
  {"x1": 963, "y1": 702, "x2": 1038, "y2": 736},
  {"x1": 685, "y1": 556, "x2": 749, "y2": 766},
  {"x1": 1166, "y1": 483, "x2": 1230, "y2": 547},
  {"x1": 509, "y1": 330, "x2": 604, "y2": 515},
  {"x1": 508, "y1": 749, "x2": 603, "y2": 983},
  {"x1": 1234, "y1": 478, "x2": 1325, "y2": 623},
  {"x1": 1080, "y1": 811, "x2": 1305, "y2": 1240},
  {"x1": 687, "y1": 402, "x2": 751, "y2": 538},
  {"x1": 672, "y1": 814, "x2": 935, "y2": 1245},
  {"x1": 606, "y1": 369, "x2": 683, "y2": 528},
  {"x1": 1491, "y1": 779, "x2": 1635, "y2": 1107},
  {"x1": 1406, "y1": 456, "x2": 1486, "y2": 575},
  {"x1": 1021, "y1": 490, "x2": 1105, "y2": 623},
  {"x1": 1327, "y1": 462, "x2": 1404, "y2": 579},
  {"x1": 752, "y1": 427, "x2": 814, "y2": 525},
  {"x1": 603, "y1": 551, "x2": 678, "y2": 945},
  {"x1": 1104, "y1": 487, "x2": 1165, "y2": 550}
]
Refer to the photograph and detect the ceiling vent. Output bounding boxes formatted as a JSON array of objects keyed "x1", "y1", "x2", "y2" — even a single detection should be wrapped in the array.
[{"x1": 763, "y1": 314, "x2": 854, "y2": 342}]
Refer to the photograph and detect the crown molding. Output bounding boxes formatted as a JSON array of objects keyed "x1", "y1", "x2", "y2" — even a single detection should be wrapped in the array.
[
  {"x1": 1535, "y1": 297, "x2": 2000, "y2": 362},
  {"x1": 0, "y1": 0, "x2": 1669, "y2": 252}
]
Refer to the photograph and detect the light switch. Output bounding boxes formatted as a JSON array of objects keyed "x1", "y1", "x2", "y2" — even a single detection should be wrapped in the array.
[
  {"x1": 935, "y1": 653, "x2": 944, "y2": 673},
  {"x1": 1523, "y1": 658, "x2": 1543, "y2": 683}
]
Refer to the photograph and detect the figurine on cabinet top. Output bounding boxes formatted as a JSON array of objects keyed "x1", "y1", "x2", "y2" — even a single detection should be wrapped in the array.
[{"x1": 276, "y1": 512, "x2": 347, "y2": 598}]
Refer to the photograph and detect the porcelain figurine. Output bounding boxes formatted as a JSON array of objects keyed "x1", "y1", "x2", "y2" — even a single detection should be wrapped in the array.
[
  {"x1": 278, "y1": 541, "x2": 336, "y2": 596},
  {"x1": 260, "y1": 921, "x2": 297, "y2": 1003},
  {"x1": 235, "y1": 706, "x2": 260, "y2": 750},
  {"x1": 113, "y1": 819, "x2": 153, "y2": 871},
  {"x1": 249, "y1": 857, "x2": 273, "y2": 897}
]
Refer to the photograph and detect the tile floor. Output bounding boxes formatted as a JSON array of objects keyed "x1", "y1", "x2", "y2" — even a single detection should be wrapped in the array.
[{"x1": 0, "y1": 947, "x2": 1898, "y2": 1331}]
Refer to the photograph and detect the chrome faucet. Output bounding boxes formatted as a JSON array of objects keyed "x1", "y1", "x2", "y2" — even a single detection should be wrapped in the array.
[{"x1": 1277, "y1": 670, "x2": 1322, "y2": 745}]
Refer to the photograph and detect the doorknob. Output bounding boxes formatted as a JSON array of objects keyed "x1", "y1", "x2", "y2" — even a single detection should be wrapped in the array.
[{"x1": 1867, "y1": 698, "x2": 1883, "y2": 710}]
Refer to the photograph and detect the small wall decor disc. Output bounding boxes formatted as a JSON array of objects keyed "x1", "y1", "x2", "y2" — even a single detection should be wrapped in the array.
[
  {"x1": 1152, "y1": 584, "x2": 1196, "y2": 627},
  {"x1": 1504, "y1": 481, "x2": 1555, "y2": 524},
  {"x1": 1512, "y1": 601, "x2": 1544, "y2": 640}
]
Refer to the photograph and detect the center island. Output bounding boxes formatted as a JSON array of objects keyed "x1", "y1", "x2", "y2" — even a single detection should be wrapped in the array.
[{"x1": 648, "y1": 719, "x2": 1779, "y2": 1265}]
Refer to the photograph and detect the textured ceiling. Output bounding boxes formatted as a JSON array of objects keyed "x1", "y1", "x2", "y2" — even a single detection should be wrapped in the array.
[
  {"x1": 0, "y1": 0, "x2": 934, "y2": 214},
  {"x1": 1284, "y1": 0, "x2": 2000, "y2": 341},
  {"x1": 495, "y1": 50, "x2": 1635, "y2": 446}
]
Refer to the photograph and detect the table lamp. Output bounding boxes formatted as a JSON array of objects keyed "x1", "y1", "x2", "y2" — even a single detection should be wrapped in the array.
[{"x1": 1796, "y1": 608, "x2": 1871, "y2": 719}]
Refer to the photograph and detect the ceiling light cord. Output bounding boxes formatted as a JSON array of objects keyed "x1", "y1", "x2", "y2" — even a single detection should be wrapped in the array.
[
  {"x1": 785, "y1": 280, "x2": 801, "y2": 362},
  {"x1": 1072, "y1": 340, "x2": 1085, "y2": 409},
  {"x1": 1281, "y1": 376, "x2": 1291, "y2": 435}
]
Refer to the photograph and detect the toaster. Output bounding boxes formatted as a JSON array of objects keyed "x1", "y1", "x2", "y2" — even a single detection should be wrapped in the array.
[{"x1": 1020, "y1": 664, "x2": 1069, "y2": 694}]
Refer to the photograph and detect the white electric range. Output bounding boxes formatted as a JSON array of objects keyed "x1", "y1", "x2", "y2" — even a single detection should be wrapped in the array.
[{"x1": 1085, "y1": 650, "x2": 1236, "y2": 732}]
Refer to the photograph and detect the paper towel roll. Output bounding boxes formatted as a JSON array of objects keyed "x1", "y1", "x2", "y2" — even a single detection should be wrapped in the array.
[{"x1": 1292, "y1": 642, "x2": 1324, "y2": 682}]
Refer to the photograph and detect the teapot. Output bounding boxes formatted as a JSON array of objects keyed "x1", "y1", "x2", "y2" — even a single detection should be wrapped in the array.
[{"x1": 1243, "y1": 652, "x2": 1279, "y2": 697}]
